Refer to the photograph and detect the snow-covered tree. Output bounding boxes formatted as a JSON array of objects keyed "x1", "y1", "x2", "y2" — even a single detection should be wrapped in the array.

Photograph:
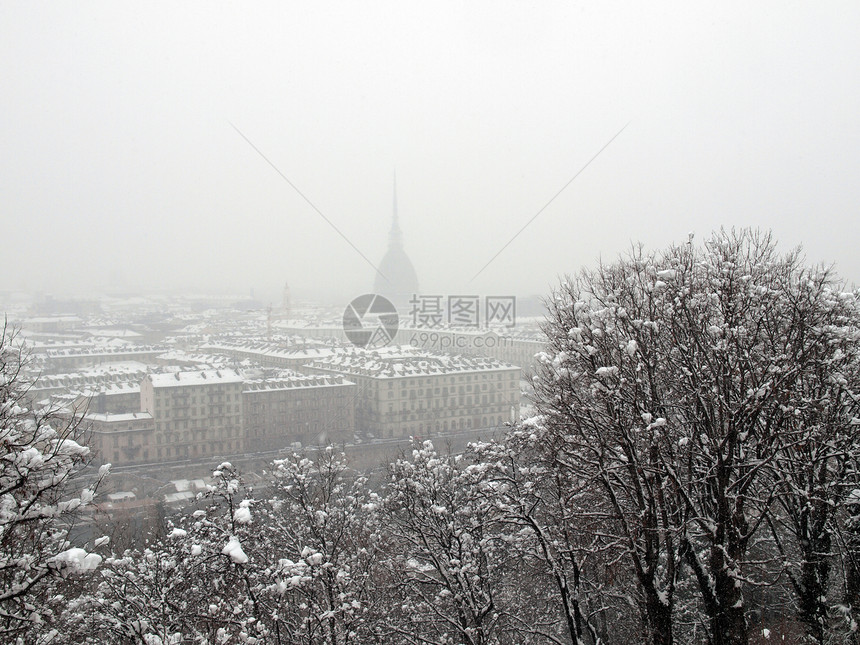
[
  {"x1": 0, "y1": 322, "x2": 108, "y2": 642},
  {"x1": 762, "y1": 269, "x2": 860, "y2": 642},
  {"x1": 265, "y1": 448, "x2": 386, "y2": 644},
  {"x1": 471, "y1": 434, "x2": 621, "y2": 644},
  {"x1": 839, "y1": 491, "x2": 860, "y2": 643},
  {"x1": 532, "y1": 243, "x2": 692, "y2": 645},
  {"x1": 72, "y1": 452, "x2": 387, "y2": 645},
  {"x1": 380, "y1": 441, "x2": 520, "y2": 645},
  {"x1": 69, "y1": 462, "x2": 274, "y2": 644},
  {"x1": 530, "y1": 230, "x2": 860, "y2": 645}
]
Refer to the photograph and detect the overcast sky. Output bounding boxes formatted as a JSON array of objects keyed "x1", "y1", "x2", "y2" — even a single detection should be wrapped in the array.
[{"x1": 2, "y1": 1, "x2": 858, "y2": 304}]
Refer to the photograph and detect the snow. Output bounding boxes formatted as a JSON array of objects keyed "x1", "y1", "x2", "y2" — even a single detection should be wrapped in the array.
[
  {"x1": 85, "y1": 411, "x2": 153, "y2": 423},
  {"x1": 301, "y1": 546, "x2": 323, "y2": 566},
  {"x1": 18, "y1": 447, "x2": 45, "y2": 469},
  {"x1": 222, "y1": 537, "x2": 248, "y2": 564},
  {"x1": 53, "y1": 547, "x2": 102, "y2": 573},
  {"x1": 164, "y1": 491, "x2": 194, "y2": 504},
  {"x1": 148, "y1": 369, "x2": 244, "y2": 388},
  {"x1": 595, "y1": 366, "x2": 618, "y2": 378},
  {"x1": 234, "y1": 500, "x2": 252, "y2": 524},
  {"x1": 52, "y1": 437, "x2": 90, "y2": 457},
  {"x1": 172, "y1": 479, "x2": 191, "y2": 492}
]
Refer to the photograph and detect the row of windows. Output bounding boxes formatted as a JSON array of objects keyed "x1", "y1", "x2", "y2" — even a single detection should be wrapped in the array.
[
  {"x1": 249, "y1": 399, "x2": 328, "y2": 411},
  {"x1": 384, "y1": 373, "x2": 517, "y2": 389},
  {"x1": 154, "y1": 390, "x2": 241, "y2": 406},
  {"x1": 163, "y1": 404, "x2": 241, "y2": 416},
  {"x1": 247, "y1": 422, "x2": 325, "y2": 435},
  {"x1": 156, "y1": 427, "x2": 240, "y2": 443},
  {"x1": 156, "y1": 420, "x2": 240, "y2": 434},
  {"x1": 371, "y1": 405, "x2": 507, "y2": 419},
  {"x1": 385, "y1": 383, "x2": 517, "y2": 399},
  {"x1": 385, "y1": 394, "x2": 504, "y2": 412},
  {"x1": 246, "y1": 411, "x2": 349, "y2": 423},
  {"x1": 163, "y1": 392, "x2": 239, "y2": 402}
]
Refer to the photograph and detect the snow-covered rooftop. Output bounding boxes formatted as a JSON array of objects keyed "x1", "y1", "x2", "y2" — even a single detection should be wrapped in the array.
[
  {"x1": 83, "y1": 328, "x2": 142, "y2": 339},
  {"x1": 307, "y1": 346, "x2": 518, "y2": 379},
  {"x1": 243, "y1": 372, "x2": 353, "y2": 392},
  {"x1": 85, "y1": 411, "x2": 153, "y2": 423},
  {"x1": 171, "y1": 479, "x2": 207, "y2": 492},
  {"x1": 202, "y1": 340, "x2": 337, "y2": 362},
  {"x1": 77, "y1": 382, "x2": 141, "y2": 398},
  {"x1": 147, "y1": 369, "x2": 244, "y2": 388},
  {"x1": 28, "y1": 367, "x2": 149, "y2": 394},
  {"x1": 43, "y1": 344, "x2": 167, "y2": 358},
  {"x1": 107, "y1": 491, "x2": 136, "y2": 502}
]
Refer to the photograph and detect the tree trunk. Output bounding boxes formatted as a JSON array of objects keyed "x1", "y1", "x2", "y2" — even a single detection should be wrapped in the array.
[
  {"x1": 644, "y1": 589, "x2": 673, "y2": 645},
  {"x1": 710, "y1": 561, "x2": 748, "y2": 645},
  {"x1": 798, "y1": 535, "x2": 829, "y2": 643}
]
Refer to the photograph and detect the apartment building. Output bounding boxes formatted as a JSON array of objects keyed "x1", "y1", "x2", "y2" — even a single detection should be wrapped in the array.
[
  {"x1": 84, "y1": 411, "x2": 155, "y2": 466},
  {"x1": 306, "y1": 347, "x2": 520, "y2": 439},
  {"x1": 141, "y1": 369, "x2": 245, "y2": 462},
  {"x1": 242, "y1": 372, "x2": 355, "y2": 451}
]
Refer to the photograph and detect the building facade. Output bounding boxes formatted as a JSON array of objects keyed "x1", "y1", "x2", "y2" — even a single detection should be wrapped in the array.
[
  {"x1": 141, "y1": 369, "x2": 245, "y2": 462},
  {"x1": 242, "y1": 373, "x2": 355, "y2": 451},
  {"x1": 84, "y1": 411, "x2": 155, "y2": 466},
  {"x1": 306, "y1": 347, "x2": 520, "y2": 439}
]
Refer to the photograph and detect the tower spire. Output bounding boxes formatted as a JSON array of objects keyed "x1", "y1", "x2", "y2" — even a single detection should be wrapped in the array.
[
  {"x1": 390, "y1": 171, "x2": 402, "y2": 244},
  {"x1": 374, "y1": 172, "x2": 419, "y2": 304}
]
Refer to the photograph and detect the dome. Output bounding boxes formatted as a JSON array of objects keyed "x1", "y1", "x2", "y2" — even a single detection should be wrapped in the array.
[{"x1": 374, "y1": 243, "x2": 419, "y2": 303}]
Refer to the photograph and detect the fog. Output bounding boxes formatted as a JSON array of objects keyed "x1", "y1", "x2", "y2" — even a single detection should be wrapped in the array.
[{"x1": 2, "y1": 1, "x2": 859, "y2": 305}]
